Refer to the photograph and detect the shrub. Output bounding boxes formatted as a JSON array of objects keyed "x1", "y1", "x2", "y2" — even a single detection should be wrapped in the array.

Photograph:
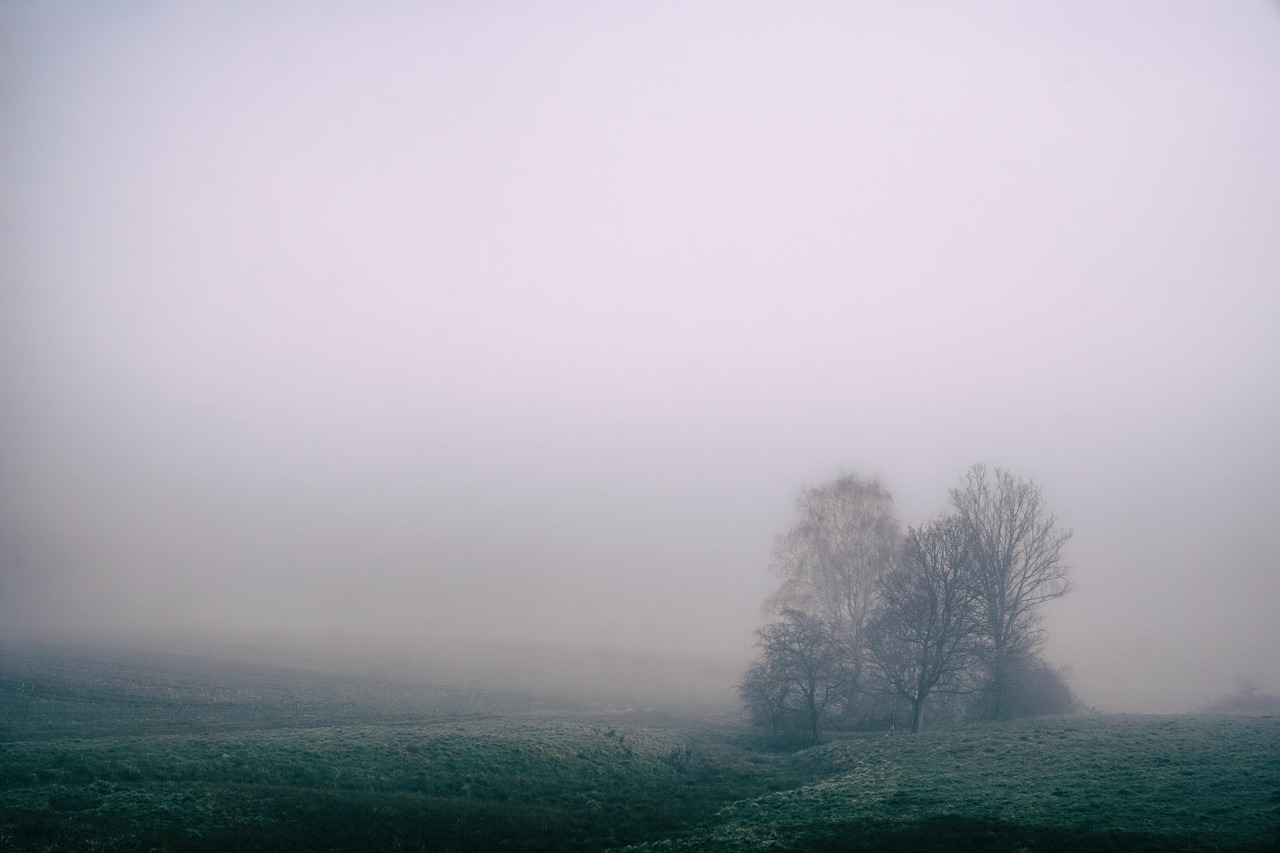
[{"x1": 968, "y1": 656, "x2": 1078, "y2": 720}]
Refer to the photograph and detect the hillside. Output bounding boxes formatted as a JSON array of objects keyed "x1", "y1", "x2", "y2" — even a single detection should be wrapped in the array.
[
  {"x1": 1, "y1": 639, "x2": 1277, "y2": 851},
  {"x1": 624, "y1": 714, "x2": 1280, "y2": 851}
]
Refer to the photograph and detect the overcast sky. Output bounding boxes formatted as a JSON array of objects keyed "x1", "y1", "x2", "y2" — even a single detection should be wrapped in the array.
[{"x1": 2, "y1": 1, "x2": 1277, "y2": 712}]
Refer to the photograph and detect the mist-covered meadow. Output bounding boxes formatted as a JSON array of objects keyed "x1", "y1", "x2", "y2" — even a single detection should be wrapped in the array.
[
  {"x1": 3, "y1": 1, "x2": 1280, "y2": 849},
  {"x1": 2, "y1": 639, "x2": 1278, "y2": 852}
]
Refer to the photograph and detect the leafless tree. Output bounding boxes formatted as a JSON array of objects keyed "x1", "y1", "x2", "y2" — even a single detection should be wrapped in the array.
[
  {"x1": 765, "y1": 473, "x2": 900, "y2": 698},
  {"x1": 866, "y1": 514, "x2": 982, "y2": 732},
  {"x1": 950, "y1": 464, "x2": 1073, "y2": 720},
  {"x1": 738, "y1": 657, "x2": 792, "y2": 734},
  {"x1": 746, "y1": 609, "x2": 853, "y2": 742}
]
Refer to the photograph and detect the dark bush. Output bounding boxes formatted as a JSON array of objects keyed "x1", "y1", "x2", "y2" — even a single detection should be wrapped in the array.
[{"x1": 969, "y1": 656, "x2": 1078, "y2": 720}]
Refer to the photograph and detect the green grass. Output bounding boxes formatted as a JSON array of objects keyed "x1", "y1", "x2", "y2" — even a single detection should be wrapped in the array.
[
  {"x1": 0, "y1": 719, "x2": 804, "y2": 851},
  {"x1": 2, "y1": 640, "x2": 1278, "y2": 851},
  {"x1": 624, "y1": 714, "x2": 1280, "y2": 851}
]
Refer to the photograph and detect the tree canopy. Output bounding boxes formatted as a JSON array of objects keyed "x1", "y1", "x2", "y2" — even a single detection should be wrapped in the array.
[{"x1": 765, "y1": 472, "x2": 900, "y2": 696}]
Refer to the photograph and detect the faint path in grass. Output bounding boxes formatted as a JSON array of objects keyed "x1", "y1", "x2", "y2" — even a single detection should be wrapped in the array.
[{"x1": 617, "y1": 714, "x2": 1280, "y2": 852}]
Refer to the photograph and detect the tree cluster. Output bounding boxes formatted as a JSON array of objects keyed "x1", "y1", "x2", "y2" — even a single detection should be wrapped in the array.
[
  {"x1": 1202, "y1": 677, "x2": 1280, "y2": 714},
  {"x1": 741, "y1": 465, "x2": 1075, "y2": 739}
]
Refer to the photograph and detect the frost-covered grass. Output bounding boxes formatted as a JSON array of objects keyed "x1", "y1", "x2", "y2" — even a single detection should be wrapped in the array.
[
  {"x1": 0, "y1": 642, "x2": 802, "y2": 851},
  {"x1": 3, "y1": 718, "x2": 715, "y2": 806},
  {"x1": 2, "y1": 641, "x2": 1278, "y2": 851},
  {"x1": 1, "y1": 718, "x2": 795, "y2": 851},
  {"x1": 624, "y1": 714, "x2": 1280, "y2": 852}
]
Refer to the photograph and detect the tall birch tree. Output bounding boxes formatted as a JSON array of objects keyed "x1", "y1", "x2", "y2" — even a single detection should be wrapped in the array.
[{"x1": 765, "y1": 472, "x2": 901, "y2": 697}]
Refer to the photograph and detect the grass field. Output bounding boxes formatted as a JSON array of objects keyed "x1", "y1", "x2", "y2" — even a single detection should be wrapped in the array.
[{"x1": 1, "y1": 639, "x2": 1277, "y2": 851}]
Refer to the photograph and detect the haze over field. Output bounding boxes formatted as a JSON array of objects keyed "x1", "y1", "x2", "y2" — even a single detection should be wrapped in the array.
[{"x1": 2, "y1": 1, "x2": 1277, "y2": 714}]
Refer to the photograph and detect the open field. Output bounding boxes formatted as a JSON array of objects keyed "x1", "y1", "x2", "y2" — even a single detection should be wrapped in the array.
[{"x1": 1, "y1": 640, "x2": 1277, "y2": 851}]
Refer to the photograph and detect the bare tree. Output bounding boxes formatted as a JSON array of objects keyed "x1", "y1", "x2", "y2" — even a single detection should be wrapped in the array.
[
  {"x1": 738, "y1": 657, "x2": 792, "y2": 734},
  {"x1": 766, "y1": 473, "x2": 901, "y2": 698},
  {"x1": 866, "y1": 514, "x2": 982, "y2": 732},
  {"x1": 746, "y1": 609, "x2": 852, "y2": 742},
  {"x1": 950, "y1": 464, "x2": 1073, "y2": 720}
]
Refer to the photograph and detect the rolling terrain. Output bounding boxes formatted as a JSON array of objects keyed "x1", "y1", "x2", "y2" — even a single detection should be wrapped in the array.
[{"x1": 1, "y1": 639, "x2": 1277, "y2": 851}]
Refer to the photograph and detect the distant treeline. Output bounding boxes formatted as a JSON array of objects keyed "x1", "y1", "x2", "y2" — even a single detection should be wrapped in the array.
[{"x1": 1203, "y1": 679, "x2": 1280, "y2": 714}]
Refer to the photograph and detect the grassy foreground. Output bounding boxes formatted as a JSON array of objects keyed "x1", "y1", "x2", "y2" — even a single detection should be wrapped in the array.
[
  {"x1": 1, "y1": 640, "x2": 1278, "y2": 851},
  {"x1": 622, "y1": 714, "x2": 1280, "y2": 851}
]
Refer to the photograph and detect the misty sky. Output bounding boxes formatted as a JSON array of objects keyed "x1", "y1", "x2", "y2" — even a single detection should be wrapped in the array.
[{"x1": 2, "y1": 1, "x2": 1278, "y2": 713}]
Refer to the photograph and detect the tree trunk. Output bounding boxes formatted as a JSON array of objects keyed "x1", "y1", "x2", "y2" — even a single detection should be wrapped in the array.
[
  {"x1": 910, "y1": 697, "x2": 925, "y2": 733},
  {"x1": 990, "y1": 657, "x2": 1007, "y2": 721},
  {"x1": 986, "y1": 608, "x2": 1008, "y2": 721}
]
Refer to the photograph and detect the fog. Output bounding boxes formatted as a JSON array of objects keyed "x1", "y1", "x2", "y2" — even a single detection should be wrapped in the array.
[{"x1": 2, "y1": 1, "x2": 1277, "y2": 714}]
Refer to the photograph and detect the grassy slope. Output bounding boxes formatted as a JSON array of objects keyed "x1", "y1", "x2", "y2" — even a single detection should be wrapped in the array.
[
  {"x1": 2, "y1": 640, "x2": 1278, "y2": 852},
  {"x1": 0, "y1": 720, "x2": 782, "y2": 851},
  {"x1": 625, "y1": 715, "x2": 1280, "y2": 852},
  {"x1": 0, "y1": 640, "x2": 807, "y2": 851}
]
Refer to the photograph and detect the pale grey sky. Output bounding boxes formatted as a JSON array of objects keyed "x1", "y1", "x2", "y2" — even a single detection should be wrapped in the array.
[{"x1": 2, "y1": 1, "x2": 1278, "y2": 712}]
